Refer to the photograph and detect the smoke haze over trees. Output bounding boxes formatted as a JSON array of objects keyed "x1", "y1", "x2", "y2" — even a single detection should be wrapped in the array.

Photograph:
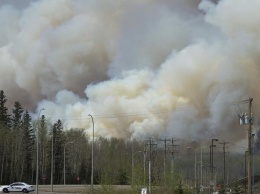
[
  {"x1": 0, "y1": 0, "x2": 260, "y2": 147},
  {"x1": 1, "y1": 89, "x2": 260, "y2": 192}
]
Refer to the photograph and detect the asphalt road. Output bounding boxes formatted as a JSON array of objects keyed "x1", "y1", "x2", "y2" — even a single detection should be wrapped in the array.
[
  {"x1": 30, "y1": 184, "x2": 132, "y2": 194},
  {"x1": 31, "y1": 185, "x2": 95, "y2": 194}
]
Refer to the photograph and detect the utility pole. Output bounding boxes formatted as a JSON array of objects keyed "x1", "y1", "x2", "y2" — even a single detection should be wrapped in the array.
[
  {"x1": 158, "y1": 137, "x2": 171, "y2": 187},
  {"x1": 170, "y1": 138, "x2": 179, "y2": 178},
  {"x1": 239, "y1": 97, "x2": 253, "y2": 194},
  {"x1": 245, "y1": 150, "x2": 248, "y2": 192},
  {"x1": 252, "y1": 134, "x2": 255, "y2": 194},
  {"x1": 210, "y1": 139, "x2": 218, "y2": 194},
  {"x1": 219, "y1": 141, "x2": 229, "y2": 187},
  {"x1": 248, "y1": 98, "x2": 253, "y2": 194},
  {"x1": 143, "y1": 143, "x2": 147, "y2": 186},
  {"x1": 145, "y1": 138, "x2": 157, "y2": 194},
  {"x1": 187, "y1": 147, "x2": 200, "y2": 194}
]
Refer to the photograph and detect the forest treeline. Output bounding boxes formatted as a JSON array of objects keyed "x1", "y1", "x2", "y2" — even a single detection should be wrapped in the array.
[
  {"x1": 0, "y1": 90, "x2": 258, "y2": 194},
  {"x1": 0, "y1": 89, "x2": 181, "y2": 187}
]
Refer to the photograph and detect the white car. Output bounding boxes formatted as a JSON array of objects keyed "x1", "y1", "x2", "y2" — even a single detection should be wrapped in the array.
[{"x1": 0, "y1": 182, "x2": 34, "y2": 193}]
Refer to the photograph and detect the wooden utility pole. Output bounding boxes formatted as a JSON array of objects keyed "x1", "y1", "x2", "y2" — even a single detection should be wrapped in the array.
[
  {"x1": 248, "y1": 97, "x2": 253, "y2": 194},
  {"x1": 158, "y1": 137, "x2": 171, "y2": 186},
  {"x1": 219, "y1": 141, "x2": 229, "y2": 187},
  {"x1": 145, "y1": 138, "x2": 157, "y2": 194},
  {"x1": 170, "y1": 138, "x2": 179, "y2": 178},
  {"x1": 210, "y1": 139, "x2": 218, "y2": 193},
  {"x1": 239, "y1": 97, "x2": 254, "y2": 194}
]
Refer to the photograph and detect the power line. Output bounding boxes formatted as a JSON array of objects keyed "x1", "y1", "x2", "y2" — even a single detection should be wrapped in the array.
[{"x1": 45, "y1": 99, "x2": 245, "y2": 121}]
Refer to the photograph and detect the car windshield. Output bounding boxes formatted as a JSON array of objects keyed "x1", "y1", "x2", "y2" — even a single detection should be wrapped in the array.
[{"x1": 10, "y1": 183, "x2": 27, "y2": 186}]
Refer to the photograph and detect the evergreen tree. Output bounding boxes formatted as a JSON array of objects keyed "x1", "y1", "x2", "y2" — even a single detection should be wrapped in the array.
[
  {"x1": 39, "y1": 115, "x2": 48, "y2": 181},
  {"x1": 64, "y1": 128, "x2": 89, "y2": 184},
  {"x1": 117, "y1": 168, "x2": 128, "y2": 185},
  {"x1": 0, "y1": 90, "x2": 11, "y2": 183},
  {"x1": 21, "y1": 111, "x2": 33, "y2": 182},
  {"x1": 53, "y1": 120, "x2": 65, "y2": 184},
  {"x1": 10, "y1": 101, "x2": 24, "y2": 181},
  {"x1": 0, "y1": 90, "x2": 10, "y2": 127},
  {"x1": 11, "y1": 101, "x2": 24, "y2": 131}
]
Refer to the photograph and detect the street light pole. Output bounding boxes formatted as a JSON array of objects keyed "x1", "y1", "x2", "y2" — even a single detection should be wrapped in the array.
[
  {"x1": 88, "y1": 114, "x2": 94, "y2": 194},
  {"x1": 194, "y1": 149, "x2": 197, "y2": 192},
  {"x1": 51, "y1": 124, "x2": 55, "y2": 192},
  {"x1": 64, "y1": 141, "x2": 74, "y2": 185},
  {"x1": 36, "y1": 108, "x2": 45, "y2": 194}
]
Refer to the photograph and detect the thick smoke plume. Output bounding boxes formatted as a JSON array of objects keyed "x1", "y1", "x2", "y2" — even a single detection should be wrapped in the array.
[{"x1": 1, "y1": 0, "x2": 259, "y2": 146}]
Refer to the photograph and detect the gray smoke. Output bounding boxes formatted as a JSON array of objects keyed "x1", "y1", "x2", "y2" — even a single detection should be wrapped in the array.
[{"x1": 0, "y1": 0, "x2": 259, "y2": 148}]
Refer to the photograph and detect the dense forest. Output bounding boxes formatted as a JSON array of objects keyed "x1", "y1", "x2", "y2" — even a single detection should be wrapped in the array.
[{"x1": 0, "y1": 90, "x2": 259, "y2": 193}]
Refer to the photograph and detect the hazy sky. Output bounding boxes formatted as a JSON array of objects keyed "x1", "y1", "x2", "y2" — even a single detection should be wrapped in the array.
[
  {"x1": 0, "y1": 0, "x2": 35, "y2": 8},
  {"x1": 0, "y1": 0, "x2": 259, "y2": 149}
]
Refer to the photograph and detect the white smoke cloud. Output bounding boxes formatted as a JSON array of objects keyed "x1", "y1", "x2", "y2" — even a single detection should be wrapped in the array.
[{"x1": 0, "y1": 0, "x2": 259, "y2": 146}]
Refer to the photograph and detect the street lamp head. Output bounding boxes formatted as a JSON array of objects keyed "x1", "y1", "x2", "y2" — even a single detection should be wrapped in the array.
[
  {"x1": 39, "y1": 108, "x2": 45, "y2": 114},
  {"x1": 212, "y1": 138, "x2": 218, "y2": 141}
]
